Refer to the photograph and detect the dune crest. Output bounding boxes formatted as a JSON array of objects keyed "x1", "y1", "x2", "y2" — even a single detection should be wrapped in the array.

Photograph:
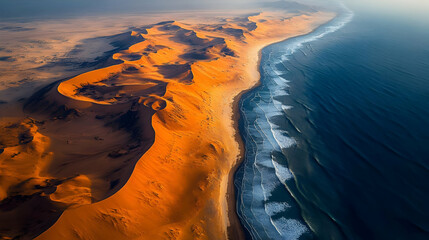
[{"x1": 0, "y1": 9, "x2": 334, "y2": 240}]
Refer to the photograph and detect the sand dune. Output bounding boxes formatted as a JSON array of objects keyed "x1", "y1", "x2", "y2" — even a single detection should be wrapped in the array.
[{"x1": 0, "y1": 9, "x2": 334, "y2": 240}]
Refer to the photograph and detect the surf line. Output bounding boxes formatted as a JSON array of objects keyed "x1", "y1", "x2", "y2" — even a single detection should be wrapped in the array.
[{"x1": 235, "y1": 4, "x2": 354, "y2": 240}]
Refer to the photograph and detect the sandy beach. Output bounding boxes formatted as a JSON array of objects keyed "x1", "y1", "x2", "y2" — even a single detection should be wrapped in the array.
[{"x1": 0, "y1": 9, "x2": 334, "y2": 240}]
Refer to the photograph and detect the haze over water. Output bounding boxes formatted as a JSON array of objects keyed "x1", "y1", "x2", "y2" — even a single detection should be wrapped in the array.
[{"x1": 235, "y1": 2, "x2": 429, "y2": 240}]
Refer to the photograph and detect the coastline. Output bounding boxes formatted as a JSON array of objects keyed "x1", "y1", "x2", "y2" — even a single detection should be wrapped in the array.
[
  {"x1": 234, "y1": 9, "x2": 429, "y2": 240},
  {"x1": 226, "y1": 43, "x2": 288, "y2": 240},
  {"x1": 38, "y1": 12, "x2": 335, "y2": 240},
  {"x1": 226, "y1": 18, "x2": 340, "y2": 238},
  {"x1": 0, "y1": 10, "x2": 335, "y2": 240},
  {"x1": 231, "y1": 10, "x2": 355, "y2": 240}
]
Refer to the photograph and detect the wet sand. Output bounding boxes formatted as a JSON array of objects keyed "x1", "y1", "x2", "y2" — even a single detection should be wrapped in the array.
[{"x1": 0, "y1": 10, "x2": 334, "y2": 240}]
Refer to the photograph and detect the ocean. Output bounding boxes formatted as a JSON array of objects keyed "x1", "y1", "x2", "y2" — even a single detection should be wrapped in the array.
[{"x1": 234, "y1": 5, "x2": 429, "y2": 240}]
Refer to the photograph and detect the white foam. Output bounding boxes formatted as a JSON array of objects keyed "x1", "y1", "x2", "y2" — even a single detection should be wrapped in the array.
[
  {"x1": 272, "y1": 129, "x2": 296, "y2": 150},
  {"x1": 271, "y1": 76, "x2": 290, "y2": 86},
  {"x1": 265, "y1": 202, "x2": 291, "y2": 216},
  {"x1": 238, "y1": 5, "x2": 354, "y2": 239},
  {"x1": 260, "y1": 169, "x2": 281, "y2": 199},
  {"x1": 285, "y1": 7, "x2": 354, "y2": 55},
  {"x1": 272, "y1": 88, "x2": 289, "y2": 96},
  {"x1": 272, "y1": 159, "x2": 293, "y2": 183},
  {"x1": 272, "y1": 217, "x2": 308, "y2": 240},
  {"x1": 280, "y1": 55, "x2": 290, "y2": 62},
  {"x1": 282, "y1": 105, "x2": 293, "y2": 112}
]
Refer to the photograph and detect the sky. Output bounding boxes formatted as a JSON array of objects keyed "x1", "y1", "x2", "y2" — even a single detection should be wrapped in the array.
[
  {"x1": 346, "y1": 0, "x2": 429, "y2": 18},
  {"x1": 0, "y1": 0, "x2": 267, "y2": 19},
  {"x1": 0, "y1": 0, "x2": 428, "y2": 21}
]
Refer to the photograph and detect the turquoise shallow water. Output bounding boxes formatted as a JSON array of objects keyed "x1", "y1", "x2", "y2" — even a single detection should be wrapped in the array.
[{"x1": 235, "y1": 6, "x2": 429, "y2": 240}]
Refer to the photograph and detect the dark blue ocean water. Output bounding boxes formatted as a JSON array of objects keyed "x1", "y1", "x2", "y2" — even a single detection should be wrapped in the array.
[{"x1": 235, "y1": 7, "x2": 429, "y2": 240}]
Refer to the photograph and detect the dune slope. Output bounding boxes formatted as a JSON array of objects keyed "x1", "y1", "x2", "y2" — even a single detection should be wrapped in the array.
[{"x1": 0, "y1": 9, "x2": 334, "y2": 240}]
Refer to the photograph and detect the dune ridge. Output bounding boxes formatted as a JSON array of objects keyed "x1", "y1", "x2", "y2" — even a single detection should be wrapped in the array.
[{"x1": 0, "y1": 9, "x2": 334, "y2": 240}]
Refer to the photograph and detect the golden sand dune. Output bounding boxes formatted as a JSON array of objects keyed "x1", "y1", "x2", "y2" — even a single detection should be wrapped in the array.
[
  {"x1": 1, "y1": 87, "x2": 156, "y2": 238},
  {"x1": 0, "y1": 9, "x2": 334, "y2": 240}
]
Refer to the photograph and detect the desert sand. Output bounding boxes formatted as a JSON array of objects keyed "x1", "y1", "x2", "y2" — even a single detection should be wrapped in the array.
[{"x1": 0, "y1": 9, "x2": 334, "y2": 240}]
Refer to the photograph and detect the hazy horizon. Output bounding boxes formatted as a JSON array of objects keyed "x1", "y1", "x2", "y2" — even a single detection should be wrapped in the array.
[
  {"x1": 0, "y1": 0, "x2": 269, "y2": 20},
  {"x1": 1, "y1": 0, "x2": 428, "y2": 23}
]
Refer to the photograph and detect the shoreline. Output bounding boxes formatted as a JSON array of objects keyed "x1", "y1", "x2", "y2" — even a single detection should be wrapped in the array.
[
  {"x1": 226, "y1": 12, "x2": 344, "y2": 238},
  {"x1": 227, "y1": 37, "x2": 319, "y2": 239},
  {"x1": 0, "y1": 10, "x2": 335, "y2": 239},
  {"x1": 40, "y1": 12, "x2": 335, "y2": 239},
  {"x1": 227, "y1": 43, "x2": 279, "y2": 240}
]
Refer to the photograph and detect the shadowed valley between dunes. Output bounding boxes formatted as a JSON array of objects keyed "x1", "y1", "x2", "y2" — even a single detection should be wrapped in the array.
[{"x1": 0, "y1": 9, "x2": 334, "y2": 240}]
